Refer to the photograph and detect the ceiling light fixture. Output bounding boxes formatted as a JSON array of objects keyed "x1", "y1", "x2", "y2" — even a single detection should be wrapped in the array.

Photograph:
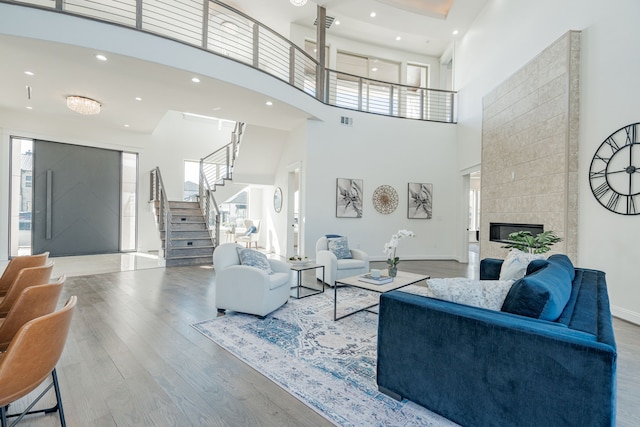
[
  {"x1": 396, "y1": 36, "x2": 402, "y2": 41},
  {"x1": 192, "y1": 77, "x2": 201, "y2": 83},
  {"x1": 335, "y1": 20, "x2": 340, "y2": 25},
  {"x1": 370, "y1": 12, "x2": 376, "y2": 18},
  {"x1": 221, "y1": 21, "x2": 238, "y2": 34},
  {"x1": 66, "y1": 95, "x2": 101, "y2": 115},
  {"x1": 95, "y1": 54, "x2": 107, "y2": 61},
  {"x1": 135, "y1": 97, "x2": 142, "y2": 101},
  {"x1": 266, "y1": 101, "x2": 273, "y2": 106},
  {"x1": 290, "y1": 0, "x2": 307, "y2": 6},
  {"x1": 24, "y1": 71, "x2": 34, "y2": 76},
  {"x1": 452, "y1": 30, "x2": 459, "y2": 35}
]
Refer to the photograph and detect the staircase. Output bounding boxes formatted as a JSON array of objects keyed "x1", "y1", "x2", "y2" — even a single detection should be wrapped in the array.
[
  {"x1": 158, "y1": 201, "x2": 214, "y2": 267},
  {"x1": 149, "y1": 122, "x2": 245, "y2": 267}
]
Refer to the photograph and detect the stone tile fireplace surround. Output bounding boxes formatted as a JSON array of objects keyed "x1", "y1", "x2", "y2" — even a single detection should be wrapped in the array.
[{"x1": 480, "y1": 31, "x2": 580, "y2": 262}]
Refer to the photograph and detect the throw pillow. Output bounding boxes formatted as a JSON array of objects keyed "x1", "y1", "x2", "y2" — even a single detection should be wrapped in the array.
[
  {"x1": 327, "y1": 237, "x2": 353, "y2": 259},
  {"x1": 236, "y1": 248, "x2": 273, "y2": 274},
  {"x1": 245, "y1": 225, "x2": 257, "y2": 236},
  {"x1": 400, "y1": 278, "x2": 515, "y2": 311},
  {"x1": 501, "y1": 263, "x2": 572, "y2": 321},
  {"x1": 499, "y1": 250, "x2": 544, "y2": 281}
]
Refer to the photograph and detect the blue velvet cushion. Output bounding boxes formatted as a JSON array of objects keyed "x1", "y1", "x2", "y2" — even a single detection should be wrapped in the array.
[
  {"x1": 236, "y1": 248, "x2": 273, "y2": 274},
  {"x1": 245, "y1": 225, "x2": 257, "y2": 236},
  {"x1": 547, "y1": 254, "x2": 575, "y2": 281},
  {"x1": 526, "y1": 259, "x2": 549, "y2": 275},
  {"x1": 327, "y1": 236, "x2": 352, "y2": 259},
  {"x1": 501, "y1": 262, "x2": 572, "y2": 321}
]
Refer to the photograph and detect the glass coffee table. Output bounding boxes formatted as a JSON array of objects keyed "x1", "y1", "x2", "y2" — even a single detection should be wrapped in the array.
[{"x1": 333, "y1": 270, "x2": 429, "y2": 320}]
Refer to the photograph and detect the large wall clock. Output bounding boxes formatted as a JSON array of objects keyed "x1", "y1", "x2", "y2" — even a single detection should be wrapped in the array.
[{"x1": 589, "y1": 122, "x2": 640, "y2": 215}]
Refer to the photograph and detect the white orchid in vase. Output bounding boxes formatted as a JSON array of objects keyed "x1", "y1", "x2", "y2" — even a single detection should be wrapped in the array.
[{"x1": 383, "y1": 229, "x2": 415, "y2": 277}]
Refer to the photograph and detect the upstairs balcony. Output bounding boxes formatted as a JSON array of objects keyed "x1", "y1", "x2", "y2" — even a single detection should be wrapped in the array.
[{"x1": 6, "y1": 0, "x2": 457, "y2": 123}]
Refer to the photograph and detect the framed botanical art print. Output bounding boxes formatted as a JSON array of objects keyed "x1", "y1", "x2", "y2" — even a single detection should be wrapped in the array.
[
  {"x1": 336, "y1": 178, "x2": 363, "y2": 218},
  {"x1": 408, "y1": 182, "x2": 433, "y2": 219}
]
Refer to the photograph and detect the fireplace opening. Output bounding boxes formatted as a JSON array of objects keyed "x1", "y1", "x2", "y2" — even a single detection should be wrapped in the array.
[{"x1": 489, "y1": 222, "x2": 544, "y2": 243}]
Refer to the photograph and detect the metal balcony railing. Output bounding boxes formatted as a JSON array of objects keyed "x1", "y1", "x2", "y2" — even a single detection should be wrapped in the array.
[{"x1": 5, "y1": 0, "x2": 458, "y2": 123}]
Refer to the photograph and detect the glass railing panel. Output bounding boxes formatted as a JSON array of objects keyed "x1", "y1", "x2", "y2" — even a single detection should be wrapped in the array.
[
  {"x1": 142, "y1": 0, "x2": 202, "y2": 46},
  {"x1": 64, "y1": 0, "x2": 136, "y2": 27}
]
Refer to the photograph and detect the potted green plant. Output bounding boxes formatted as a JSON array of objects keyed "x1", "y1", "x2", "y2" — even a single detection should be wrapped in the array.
[{"x1": 501, "y1": 231, "x2": 562, "y2": 254}]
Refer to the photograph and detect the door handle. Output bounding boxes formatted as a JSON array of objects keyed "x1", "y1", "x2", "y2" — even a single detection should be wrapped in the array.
[{"x1": 46, "y1": 169, "x2": 52, "y2": 240}]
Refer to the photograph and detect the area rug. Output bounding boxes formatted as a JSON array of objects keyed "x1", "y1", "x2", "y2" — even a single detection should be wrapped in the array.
[{"x1": 192, "y1": 287, "x2": 457, "y2": 427}]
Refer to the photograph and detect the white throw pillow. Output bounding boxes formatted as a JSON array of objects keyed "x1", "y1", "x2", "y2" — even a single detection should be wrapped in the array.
[
  {"x1": 400, "y1": 278, "x2": 515, "y2": 311},
  {"x1": 499, "y1": 250, "x2": 544, "y2": 281}
]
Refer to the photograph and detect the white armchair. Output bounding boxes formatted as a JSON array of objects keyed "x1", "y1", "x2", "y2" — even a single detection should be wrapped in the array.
[
  {"x1": 213, "y1": 243, "x2": 290, "y2": 318},
  {"x1": 315, "y1": 236, "x2": 370, "y2": 286},
  {"x1": 236, "y1": 219, "x2": 261, "y2": 249}
]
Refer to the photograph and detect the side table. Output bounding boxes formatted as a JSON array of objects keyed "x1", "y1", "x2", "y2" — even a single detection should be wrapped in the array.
[{"x1": 290, "y1": 263, "x2": 325, "y2": 299}]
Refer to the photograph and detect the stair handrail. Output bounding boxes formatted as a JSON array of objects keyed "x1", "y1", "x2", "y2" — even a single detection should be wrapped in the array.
[
  {"x1": 149, "y1": 167, "x2": 172, "y2": 257},
  {"x1": 199, "y1": 171, "x2": 220, "y2": 247},
  {"x1": 200, "y1": 122, "x2": 245, "y2": 187},
  {"x1": 199, "y1": 122, "x2": 245, "y2": 247}
]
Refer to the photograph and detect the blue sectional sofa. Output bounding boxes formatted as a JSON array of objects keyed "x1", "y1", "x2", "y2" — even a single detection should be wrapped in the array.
[{"x1": 377, "y1": 254, "x2": 617, "y2": 427}]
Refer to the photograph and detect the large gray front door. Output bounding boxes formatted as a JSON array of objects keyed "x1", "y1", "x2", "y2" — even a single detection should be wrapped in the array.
[{"x1": 32, "y1": 140, "x2": 121, "y2": 256}]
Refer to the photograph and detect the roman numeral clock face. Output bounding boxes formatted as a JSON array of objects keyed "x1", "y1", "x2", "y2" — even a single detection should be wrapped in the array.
[{"x1": 589, "y1": 123, "x2": 640, "y2": 215}]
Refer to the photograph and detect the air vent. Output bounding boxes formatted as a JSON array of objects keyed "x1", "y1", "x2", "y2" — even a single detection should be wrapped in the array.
[
  {"x1": 314, "y1": 15, "x2": 335, "y2": 29},
  {"x1": 340, "y1": 116, "x2": 353, "y2": 126}
]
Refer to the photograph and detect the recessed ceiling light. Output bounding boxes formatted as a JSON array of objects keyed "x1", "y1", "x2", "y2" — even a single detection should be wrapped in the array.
[
  {"x1": 192, "y1": 77, "x2": 200, "y2": 83},
  {"x1": 452, "y1": 30, "x2": 459, "y2": 35},
  {"x1": 395, "y1": 36, "x2": 402, "y2": 41},
  {"x1": 135, "y1": 97, "x2": 142, "y2": 101},
  {"x1": 372, "y1": 67, "x2": 378, "y2": 72},
  {"x1": 24, "y1": 71, "x2": 34, "y2": 76},
  {"x1": 290, "y1": 0, "x2": 307, "y2": 6},
  {"x1": 124, "y1": 124, "x2": 130, "y2": 127},
  {"x1": 370, "y1": 12, "x2": 376, "y2": 18},
  {"x1": 266, "y1": 101, "x2": 273, "y2": 106},
  {"x1": 26, "y1": 106, "x2": 33, "y2": 110},
  {"x1": 212, "y1": 107, "x2": 222, "y2": 111},
  {"x1": 95, "y1": 54, "x2": 107, "y2": 61},
  {"x1": 335, "y1": 20, "x2": 340, "y2": 25}
]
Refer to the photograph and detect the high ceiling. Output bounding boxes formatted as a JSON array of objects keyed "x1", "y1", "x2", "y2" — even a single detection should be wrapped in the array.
[
  {"x1": 231, "y1": 0, "x2": 487, "y2": 56},
  {"x1": 0, "y1": 0, "x2": 487, "y2": 134}
]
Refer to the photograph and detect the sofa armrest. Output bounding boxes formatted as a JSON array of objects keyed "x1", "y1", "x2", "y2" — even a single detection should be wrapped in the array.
[
  {"x1": 268, "y1": 259, "x2": 291, "y2": 274},
  {"x1": 480, "y1": 257, "x2": 503, "y2": 280},
  {"x1": 377, "y1": 291, "x2": 617, "y2": 427}
]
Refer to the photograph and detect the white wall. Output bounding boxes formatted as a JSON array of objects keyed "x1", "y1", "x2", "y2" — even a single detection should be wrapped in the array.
[
  {"x1": 304, "y1": 109, "x2": 460, "y2": 262},
  {"x1": 289, "y1": 23, "x2": 441, "y2": 88},
  {"x1": 455, "y1": 0, "x2": 640, "y2": 324}
]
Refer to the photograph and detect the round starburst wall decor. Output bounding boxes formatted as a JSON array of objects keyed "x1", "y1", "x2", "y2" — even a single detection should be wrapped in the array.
[{"x1": 372, "y1": 185, "x2": 399, "y2": 214}]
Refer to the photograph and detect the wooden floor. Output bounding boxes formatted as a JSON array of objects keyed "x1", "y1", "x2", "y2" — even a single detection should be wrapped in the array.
[{"x1": 7, "y1": 257, "x2": 640, "y2": 426}]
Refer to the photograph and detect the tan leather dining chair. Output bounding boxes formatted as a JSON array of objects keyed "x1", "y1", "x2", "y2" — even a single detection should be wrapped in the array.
[
  {"x1": 0, "y1": 275, "x2": 65, "y2": 351},
  {"x1": 0, "y1": 263, "x2": 54, "y2": 317},
  {"x1": 0, "y1": 252, "x2": 49, "y2": 296},
  {"x1": 0, "y1": 296, "x2": 76, "y2": 427}
]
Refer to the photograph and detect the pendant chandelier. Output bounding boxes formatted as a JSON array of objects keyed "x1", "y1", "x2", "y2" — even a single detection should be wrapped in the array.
[
  {"x1": 290, "y1": 0, "x2": 308, "y2": 6},
  {"x1": 66, "y1": 95, "x2": 101, "y2": 115}
]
